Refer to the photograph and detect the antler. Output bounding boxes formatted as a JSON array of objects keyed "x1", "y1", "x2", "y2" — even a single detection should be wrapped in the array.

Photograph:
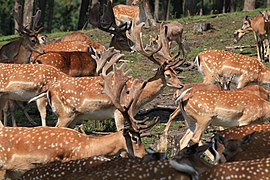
[
  {"x1": 31, "y1": 9, "x2": 43, "y2": 33},
  {"x1": 89, "y1": 1, "x2": 131, "y2": 36},
  {"x1": 126, "y1": 21, "x2": 163, "y2": 65},
  {"x1": 91, "y1": 47, "x2": 124, "y2": 75},
  {"x1": 12, "y1": 4, "x2": 24, "y2": 33},
  {"x1": 102, "y1": 63, "x2": 159, "y2": 132}
]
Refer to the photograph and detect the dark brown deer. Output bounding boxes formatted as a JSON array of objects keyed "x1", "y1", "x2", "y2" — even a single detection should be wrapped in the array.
[{"x1": 89, "y1": 1, "x2": 133, "y2": 51}]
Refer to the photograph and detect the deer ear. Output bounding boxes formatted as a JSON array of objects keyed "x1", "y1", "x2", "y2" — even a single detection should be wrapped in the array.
[{"x1": 240, "y1": 131, "x2": 256, "y2": 145}]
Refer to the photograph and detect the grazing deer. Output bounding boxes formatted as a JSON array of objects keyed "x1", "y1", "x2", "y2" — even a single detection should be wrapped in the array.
[
  {"x1": 0, "y1": 64, "x2": 160, "y2": 179},
  {"x1": 89, "y1": 1, "x2": 133, "y2": 51},
  {"x1": 160, "y1": 21, "x2": 185, "y2": 58},
  {"x1": 158, "y1": 83, "x2": 230, "y2": 151},
  {"x1": 235, "y1": 14, "x2": 269, "y2": 61},
  {"x1": 22, "y1": 156, "x2": 112, "y2": 179},
  {"x1": 177, "y1": 86, "x2": 270, "y2": 150},
  {"x1": 196, "y1": 49, "x2": 270, "y2": 88},
  {"x1": 23, "y1": 143, "x2": 212, "y2": 180}
]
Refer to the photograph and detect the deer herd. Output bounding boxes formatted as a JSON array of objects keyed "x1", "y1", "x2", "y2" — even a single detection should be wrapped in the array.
[{"x1": 0, "y1": 1, "x2": 270, "y2": 179}]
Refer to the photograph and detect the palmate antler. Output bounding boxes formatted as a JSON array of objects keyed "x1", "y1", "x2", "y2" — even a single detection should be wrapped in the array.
[
  {"x1": 101, "y1": 63, "x2": 159, "y2": 134},
  {"x1": 126, "y1": 19, "x2": 185, "y2": 68},
  {"x1": 91, "y1": 47, "x2": 124, "y2": 75}
]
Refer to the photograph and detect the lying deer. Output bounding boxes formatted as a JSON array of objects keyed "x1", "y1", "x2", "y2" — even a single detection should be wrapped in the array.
[
  {"x1": 213, "y1": 126, "x2": 270, "y2": 162},
  {"x1": 0, "y1": 64, "x2": 159, "y2": 179},
  {"x1": 196, "y1": 49, "x2": 270, "y2": 88}
]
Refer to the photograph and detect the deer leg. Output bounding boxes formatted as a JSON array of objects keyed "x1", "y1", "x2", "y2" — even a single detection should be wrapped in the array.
[
  {"x1": 3, "y1": 101, "x2": 9, "y2": 126},
  {"x1": 36, "y1": 97, "x2": 48, "y2": 126},
  {"x1": 56, "y1": 115, "x2": 76, "y2": 127},
  {"x1": 158, "y1": 107, "x2": 181, "y2": 151},
  {"x1": 16, "y1": 101, "x2": 37, "y2": 125},
  {"x1": 0, "y1": 95, "x2": 8, "y2": 127},
  {"x1": 179, "y1": 129, "x2": 194, "y2": 150},
  {"x1": 191, "y1": 118, "x2": 212, "y2": 143},
  {"x1": 164, "y1": 107, "x2": 181, "y2": 135},
  {"x1": 114, "y1": 110, "x2": 125, "y2": 131},
  {"x1": 254, "y1": 32, "x2": 262, "y2": 61},
  {"x1": 9, "y1": 100, "x2": 17, "y2": 127}
]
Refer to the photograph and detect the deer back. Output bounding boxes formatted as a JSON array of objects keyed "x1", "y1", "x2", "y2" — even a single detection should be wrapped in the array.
[
  {"x1": 33, "y1": 51, "x2": 97, "y2": 77},
  {"x1": 196, "y1": 50, "x2": 270, "y2": 87},
  {"x1": 60, "y1": 32, "x2": 105, "y2": 53}
]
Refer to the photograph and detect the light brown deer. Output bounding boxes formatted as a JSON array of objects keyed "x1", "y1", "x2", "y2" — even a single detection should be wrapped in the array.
[
  {"x1": 195, "y1": 49, "x2": 270, "y2": 88},
  {"x1": 235, "y1": 14, "x2": 269, "y2": 61},
  {"x1": 217, "y1": 123, "x2": 270, "y2": 140},
  {"x1": 177, "y1": 86, "x2": 270, "y2": 150},
  {"x1": 0, "y1": 63, "x2": 69, "y2": 127},
  {"x1": 60, "y1": 31, "x2": 105, "y2": 53}
]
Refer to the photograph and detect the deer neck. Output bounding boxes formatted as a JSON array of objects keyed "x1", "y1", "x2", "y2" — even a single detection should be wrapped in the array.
[
  {"x1": 16, "y1": 42, "x2": 32, "y2": 64},
  {"x1": 85, "y1": 131, "x2": 126, "y2": 157},
  {"x1": 137, "y1": 76, "x2": 165, "y2": 108}
]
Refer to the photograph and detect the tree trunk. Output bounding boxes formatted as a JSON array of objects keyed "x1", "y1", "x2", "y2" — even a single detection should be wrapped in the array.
[
  {"x1": 47, "y1": 0, "x2": 54, "y2": 33},
  {"x1": 14, "y1": 0, "x2": 23, "y2": 33},
  {"x1": 165, "y1": 0, "x2": 171, "y2": 20},
  {"x1": 36, "y1": 0, "x2": 47, "y2": 29},
  {"x1": 173, "y1": 0, "x2": 182, "y2": 18},
  {"x1": 154, "y1": 0, "x2": 159, "y2": 20},
  {"x1": 144, "y1": 0, "x2": 156, "y2": 26},
  {"x1": 126, "y1": 0, "x2": 132, "y2": 5},
  {"x1": 243, "y1": 0, "x2": 255, "y2": 11},
  {"x1": 78, "y1": 0, "x2": 90, "y2": 30},
  {"x1": 183, "y1": 0, "x2": 196, "y2": 16},
  {"x1": 23, "y1": 0, "x2": 34, "y2": 28},
  {"x1": 230, "y1": 0, "x2": 236, "y2": 12},
  {"x1": 267, "y1": 0, "x2": 270, "y2": 8},
  {"x1": 199, "y1": 0, "x2": 204, "y2": 15}
]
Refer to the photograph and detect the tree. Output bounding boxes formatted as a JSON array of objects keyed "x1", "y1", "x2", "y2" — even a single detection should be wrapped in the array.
[
  {"x1": 267, "y1": 0, "x2": 270, "y2": 8},
  {"x1": 243, "y1": 0, "x2": 255, "y2": 11},
  {"x1": 47, "y1": 0, "x2": 54, "y2": 33},
  {"x1": 23, "y1": 0, "x2": 34, "y2": 28},
  {"x1": 78, "y1": 0, "x2": 90, "y2": 30}
]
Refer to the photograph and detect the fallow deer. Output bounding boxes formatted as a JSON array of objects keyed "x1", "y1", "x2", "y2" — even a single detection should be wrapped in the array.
[
  {"x1": 60, "y1": 31, "x2": 105, "y2": 53},
  {"x1": 0, "y1": 64, "x2": 160, "y2": 179},
  {"x1": 0, "y1": 7, "x2": 45, "y2": 63},
  {"x1": 213, "y1": 125, "x2": 270, "y2": 162},
  {"x1": 217, "y1": 123, "x2": 270, "y2": 140},
  {"x1": 235, "y1": 14, "x2": 269, "y2": 61},
  {"x1": 89, "y1": 1, "x2": 133, "y2": 51},
  {"x1": 196, "y1": 49, "x2": 270, "y2": 88},
  {"x1": 22, "y1": 143, "x2": 212, "y2": 180},
  {"x1": 177, "y1": 86, "x2": 270, "y2": 150}
]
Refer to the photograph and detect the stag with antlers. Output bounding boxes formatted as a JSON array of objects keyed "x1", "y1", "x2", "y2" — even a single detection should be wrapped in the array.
[
  {"x1": 89, "y1": 1, "x2": 133, "y2": 51},
  {"x1": 0, "y1": 62, "x2": 159, "y2": 179},
  {"x1": 29, "y1": 14, "x2": 183, "y2": 128}
]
